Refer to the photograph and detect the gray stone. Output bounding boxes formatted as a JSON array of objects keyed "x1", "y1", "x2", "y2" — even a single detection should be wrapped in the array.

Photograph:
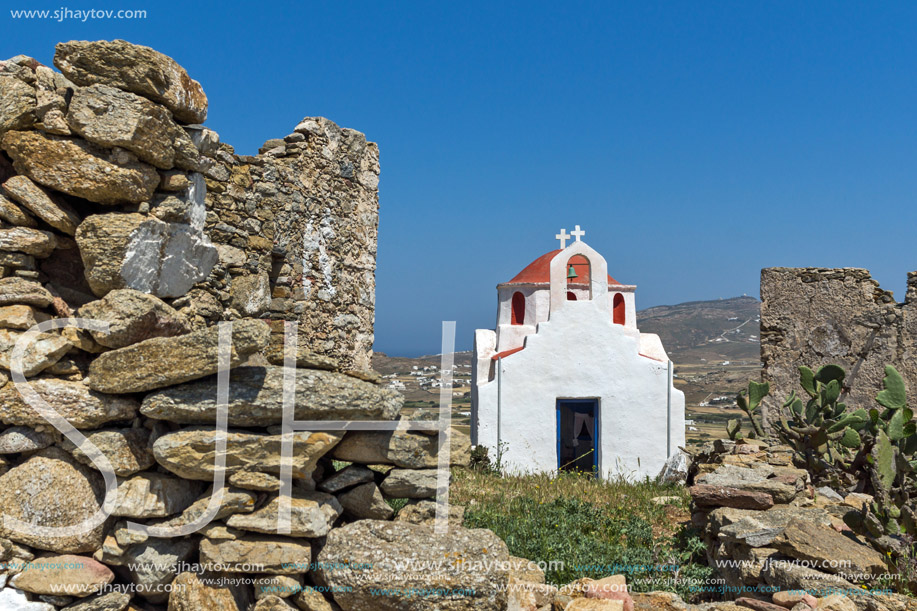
[
  {"x1": 657, "y1": 449, "x2": 691, "y2": 485},
  {"x1": 696, "y1": 464, "x2": 800, "y2": 503},
  {"x1": 55, "y1": 39, "x2": 208, "y2": 123},
  {"x1": 0, "y1": 328, "x2": 71, "y2": 376},
  {"x1": 66, "y1": 84, "x2": 200, "y2": 170},
  {"x1": 78, "y1": 289, "x2": 190, "y2": 349},
  {"x1": 226, "y1": 490, "x2": 342, "y2": 538},
  {"x1": 715, "y1": 506, "x2": 832, "y2": 548},
  {"x1": 62, "y1": 427, "x2": 154, "y2": 476},
  {"x1": 0, "y1": 228, "x2": 56, "y2": 257},
  {"x1": 2, "y1": 176, "x2": 81, "y2": 235},
  {"x1": 380, "y1": 468, "x2": 441, "y2": 499},
  {"x1": 231, "y1": 272, "x2": 271, "y2": 316},
  {"x1": 110, "y1": 473, "x2": 203, "y2": 518},
  {"x1": 60, "y1": 592, "x2": 131, "y2": 611},
  {"x1": 0, "y1": 76, "x2": 35, "y2": 136},
  {"x1": 141, "y1": 365, "x2": 402, "y2": 426},
  {"x1": 114, "y1": 538, "x2": 196, "y2": 602},
  {"x1": 87, "y1": 319, "x2": 269, "y2": 393},
  {"x1": 318, "y1": 465, "x2": 374, "y2": 494},
  {"x1": 316, "y1": 520, "x2": 509, "y2": 611},
  {"x1": 1, "y1": 131, "x2": 159, "y2": 205},
  {"x1": 338, "y1": 482, "x2": 394, "y2": 519},
  {"x1": 0, "y1": 448, "x2": 106, "y2": 553},
  {"x1": 152, "y1": 427, "x2": 341, "y2": 481},
  {"x1": 332, "y1": 428, "x2": 471, "y2": 468},
  {"x1": 0, "y1": 587, "x2": 55, "y2": 610},
  {"x1": 772, "y1": 519, "x2": 888, "y2": 576},
  {"x1": 0, "y1": 377, "x2": 138, "y2": 429},
  {"x1": 0, "y1": 278, "x2": 53, "y2": 307},
  {"x1": 75, "y1": 212, "x2": 218, "y2": 299},
  {"x1": 394, "y1": 499, "x2": 465, "y2": 527},
  {"x1": 0, "y1": 426, "x2": 54, "y2": 454},
  {"x1": 200, "y1": 536, "x2": 311, "y2": 575}
]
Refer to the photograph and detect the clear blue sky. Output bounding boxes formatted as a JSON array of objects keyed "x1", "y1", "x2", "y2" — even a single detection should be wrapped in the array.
[{"x1": 4, "y1": 1, "x2": 917, "y2": 356}]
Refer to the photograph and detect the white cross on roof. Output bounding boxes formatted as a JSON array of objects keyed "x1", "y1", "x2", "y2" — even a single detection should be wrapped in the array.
[
  {"x1": 571, "y1": 225, "x2": 585, "y2": 241},
  {"x1": 555, "y1": 228, "x2": 570, "y2": 249}
]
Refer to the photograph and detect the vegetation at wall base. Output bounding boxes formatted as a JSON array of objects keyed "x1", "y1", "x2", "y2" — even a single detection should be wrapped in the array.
[{"x1": 451, "y1": 466, "x2": 715, "y2": 602}]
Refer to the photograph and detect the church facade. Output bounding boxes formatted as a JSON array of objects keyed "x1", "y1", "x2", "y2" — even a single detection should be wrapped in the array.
[{"x1": 471, "y1": 227, "x2": 685, "y2": 480}]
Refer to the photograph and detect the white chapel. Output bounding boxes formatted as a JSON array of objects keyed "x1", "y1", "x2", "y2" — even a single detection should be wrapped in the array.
[{"x1": 471, "y1": 227, "x2": 685, "y2": 480}]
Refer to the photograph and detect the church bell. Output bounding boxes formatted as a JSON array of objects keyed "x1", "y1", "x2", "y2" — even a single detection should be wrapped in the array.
[{"x1": 567, "y1": 265, "x2": 578, "y2": 279}]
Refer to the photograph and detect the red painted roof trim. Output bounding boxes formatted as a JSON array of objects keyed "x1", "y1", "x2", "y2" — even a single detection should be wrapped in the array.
[
  {"x1": 492, "y1": 346, "x2": 524, "y2": 361},
  {"x1": 507, "y1": 249, "x2": 620, "y2": 285}
]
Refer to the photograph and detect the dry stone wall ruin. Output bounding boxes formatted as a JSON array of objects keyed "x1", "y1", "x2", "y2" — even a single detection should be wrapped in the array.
[{"x1": 0, "y1": 39, "x2": 495, "y2": 611}]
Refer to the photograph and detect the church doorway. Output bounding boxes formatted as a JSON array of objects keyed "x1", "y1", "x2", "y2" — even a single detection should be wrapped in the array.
[{"x1": 556, "y1": 399, "x2": 599, "y2": 475}]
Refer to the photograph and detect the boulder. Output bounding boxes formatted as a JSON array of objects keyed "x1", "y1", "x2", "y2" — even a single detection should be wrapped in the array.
[
  {"x1": 10, "y1": 555, "x2": 113, "y2": 598},
  {"x1": 0, "y1": 305, "x2": 50, "y2": 330},
  {"x1": 62, "y1": 427, "x2": 155, "y2": 476},
  {"x1": 54, "y1": 39, "x2": 208, "y2": 124},
  {"x1": 0, "y1": 227, "x2": 56, "y2": 257},
  {"x1": 696, "y1": 464, "x2": 800, "y2": 504},
  {"x1": 657, "y1": 449, "x2": 691, "y2": 485},
  {"x1": 0, "y1": 426, "x2": 54, "y2": 453},
  {"x1": 332, "y1": 429, "x2": 471, "y2": 468},
  {"x1": 715, "y1": 506, "x2": 833, "y2": 548},
  {"x1": 0, "y1": 377, "x2": 138, "y2": 429},
  {"x1": 772, "y1": 519, "x2": 888, "y2": 576},
  {"x1": 316, "y1": 520, "x2": 509, "y2": 611},
  {"x1": 394, "y1": 499, "x2": 465, "y2": 527},
  {"x1": 380, "y1": 468, "x2": 440, "y2": 499},
  {"x1": 318, "y1": 464, "x2": 374, "y2": 494},
  {"x1": 0, "y1": 75, "x2": 36, "y2": 135},
  {"x1": 225, "y1": 490, "x2": 341, "y2": 538},
  {"x1": 2, "y1": 175, "x2": 80, "y2": 235},
  {"x1": 66, "y1": 84, "x2": 200, "y2": 170},
  {"x1": 168, "y1": 571, "x2": 251, "y2": 611},
  {"x1": 0, "y1": 277, "x2": 54, "y2": 307},
  {"x1": 199, "y1": 535, "x2": 312, "y2": 575},
  {"x1": 78, "y1": 289, "x2": 190, "y2": 349},
  {"x1": 0, "y1": 448, "x2": 106, "y2": 553},
  {"x1": 337, "y1": 482, "x2": 394, "y2": 519},
  {"x1": 0, "y1": 328, "x2": 72, "y2": 376},
  {"x1": 1, "y1": 131, "x2": 158, "y2": 205},
  {"x1": 760, "y1": 558, "x2": 854, "y2": 592},
  {"x1": 152, "y1": 428, "x2": 342, "y2": 480},
  {"x1": 109, "y1": 473, "x2": 203, "y2": 518},
  {"x1": 87, "y1": 319, "x2": 269, "y2": 393},
  {"x1": 688, "y1": 485, "x2": 774, "y2": 510},
  {"x1": 75, "y1": 212, "x2": 218, "y2": 299},
  {"x1": 141, "y1": 366, "x2": 402, "y2": 426},
  {"x1": 0, "y1": 193, "x2": 37, "y2": 227}
]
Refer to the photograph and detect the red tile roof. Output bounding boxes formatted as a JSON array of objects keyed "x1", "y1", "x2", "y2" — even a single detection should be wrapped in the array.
[{"x1": 506, "y1": 250, "x2": 620, "y2": 285}]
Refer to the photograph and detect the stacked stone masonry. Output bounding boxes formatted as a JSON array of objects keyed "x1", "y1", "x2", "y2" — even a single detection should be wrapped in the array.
[{"x1": 0, "y1": 39, "x2": 491, "y2": 611}]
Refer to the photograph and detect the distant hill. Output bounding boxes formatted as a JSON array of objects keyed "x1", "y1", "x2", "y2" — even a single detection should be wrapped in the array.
[{"x1": 637, "y1": 296, "x2": 760, "y2": 364}]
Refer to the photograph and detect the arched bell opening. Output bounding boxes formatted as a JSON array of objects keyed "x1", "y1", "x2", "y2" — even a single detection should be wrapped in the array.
[{"x1": 566, "y1": 254, "x2": 592, "y2": 300}]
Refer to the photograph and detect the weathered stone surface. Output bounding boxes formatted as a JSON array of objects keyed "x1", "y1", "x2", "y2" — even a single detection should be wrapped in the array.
[
  {"x1": 0, "y1": 278, "x2": 53, "y2": 307},
  {"x1": 332, "y1": 429, "x2": 471, "y2": 468},
  {"x1": 0, "y1": 75, "x2": 35, "y2": 136},
  {"x1": 0, "y1": 305, "x2": 49, "y2": 330},
  {"x1": 75, "y1": 212, "x2": 218, "y2": 299},
  {"x1": 394, "y1": 499, "x2": 465, "y2": 527},
  {"x1": 697, "y1": 465, "x2": 800, "y2": 504},
  {"x1": 109, "y1": 473, "x2": 203, "y2": 518},
  {"x1": 263, "y1": 342, "x2": 337, "y2": 371},
  {"x1": 689, "y1": 485, "x2": 774, "y2": 510},
  {"x1": 62, "y1": 427, "x2": 155, "y2": 476},
  {"x1": 760, "y1": 558, "x2": 854, "y2": 593},
  {"x1": 67, "y1": 84, "x2": 200, "y2": 170},
  {"x1": 716, "y1": 506, "x2": 832, "y2": 548},
  {"x1": 736, "y1": 598, "x2": 789, "y2": 611},
  {"x1": 253, "y1": 574, "x2": 303, "y2": 599},
  {"x1": 0, "y1": 227, "x2": 56, "y2": 257},
  {"x1": 228, "y1": 471, "x2": 282, "y2": 491},
  {"x1": 226, "y1": 490, "x2": 341, "y2": 538},
  {"x1": 111, "y1": 538, "x2": 195, "y2": 602},
  {"x1": 317, "y1": 520, "x2": 509, "y2": 611},
  {"x1": 0, "y1": 448, "x2": 106, "y2": 553},
  {"x1": 0, "y1": 425, "x2": 54, "y2": 453},
  {"x1": 88, "y1": 319, "x2": 269, "y2": 393},
  {"x1": 79, "y1": 289, "x2": 189, "y2": 349},
  {"x1": 772, "y1": 591, "x2": 818, "y2": 610},
  {"x1": 200, "y1": 535, "x2": 311, "y2": 575},
  {"x1": 55, "y1": 39, "x2": 208, "y2": 124},
  {"x1": 292, "y1": 586, "x2": 337, "y2": 611},
  {"x1": 254, "y1": 595, "x2": 298, "y2": 610},
  {"x1": 338, "y1": 482, "x2": 394, "y2": 519},
  {"x1": 0, "y1": 193, "x2": 37, "y2": 227},
  {"x1": 152, "y1": 428, "x2": 341, "y2": 480},
  {"x1": 1, "y1": 131, "x2": 158, "y2": 205},
  {"x1": 0, "y1": 377, "x2": 138, "y2": 429},
  {"x1": 167, "y1": 571, "x2": 250, "y2": 611},
  {"x1": 60, "y1": 591, "x2": 131, "y2": 611},
  {"x1": 380, "y1": 468, "x2": 440, "y2": 499},
  {"x1": 0, "y1": 328, "x2": 72, "y2": 376},
  {"x1": 230, "y1": 272, "x2": 271, "y2": 316},
  {"x1": 772, "y1": 519, "x2": 887, "y2": 576},
  {"x1": 2, "y1": 176, "x2": 80, "y2": 235},
  {"x1": 318, "y1": 464, "x2": 374, "y2": 494},
  {"x1": 141, "y1": 365, "x2": 402, "y2": 426},
  {"x1": 10, "y1": 554, "x2": 113, "y2": 597},
  {"x1": 0, "y1": 588, "x2": 55, "y2": 611}
]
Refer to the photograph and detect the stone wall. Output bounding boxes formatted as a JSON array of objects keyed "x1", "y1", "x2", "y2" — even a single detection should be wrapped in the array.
[
  {"x1": 760, "y1": 267, "x2": 917, "y2": 415},
  {"x1": 0, "y1": 39, "x2": 493, "y2": 611}
]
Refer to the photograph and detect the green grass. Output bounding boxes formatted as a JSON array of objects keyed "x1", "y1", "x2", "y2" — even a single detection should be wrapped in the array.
[{"x1": 451, "y1": 467, "x2": 714, "y2": 602}]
